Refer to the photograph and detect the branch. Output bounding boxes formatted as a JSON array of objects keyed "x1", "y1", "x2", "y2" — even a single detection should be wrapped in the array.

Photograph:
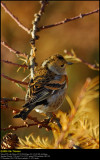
[
  {"x1": 1, "y1": 41, "x2": 28, "y2": 59},
  {"x1": 1, "y1": 98, "x2": 25, "y2": 110},
  {"x1": 1, "y1": 97, "x2": 25, "y2": 103},
  {"x1": 1, "y1": 121, "x2": 51, "y2": 131},
  {"x1": 79, "y1": 58, "x2": 99, "y2": 71},
  {"x1": 29, "y1": 0, "x2": 48, "y2": 79},
  {"x1": 66, "y1": 51, "x2": 99, "y2": 71},
  {"x1": 1, "y1": 104, "x2": 51, "y2": 131},
  {"x1": 1, "y1": 73, "x2": 28, "y2": 85},
  {"x1": 1, "y1": 59, "x2": 28, "y2": 69},
  {"x1": 38, "y1": 8, "x2": 100, "y2": 31},
  {"x1": 54, "y1": 78, "x2": 91, "y2": 148},
  {"x1": 1, "y1": 2, "x2": 30, "y2": 34},
  {"x1": 1, "y1": 123, "x2": 39, "y2": 131}
]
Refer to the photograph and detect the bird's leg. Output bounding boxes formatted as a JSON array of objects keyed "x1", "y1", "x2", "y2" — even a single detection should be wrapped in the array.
[
  {"x1": 43, "y1": 112, "x2": 62, "y2": 129},
  {"x1": 51, "y1": 113, "x2": 62, "y2": 129},
  {"x1": 42, "y1": 113, "x2": 52, "y2": 124}
]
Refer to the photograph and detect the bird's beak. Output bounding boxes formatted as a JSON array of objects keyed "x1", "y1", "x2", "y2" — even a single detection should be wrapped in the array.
[{"x1": 66, "y1": 61, "x2": 73, "y2": 65}]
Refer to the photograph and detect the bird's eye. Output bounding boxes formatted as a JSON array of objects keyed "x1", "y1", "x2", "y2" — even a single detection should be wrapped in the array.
[
  {"x1": 57, "y1": 55, "x2": 64, "y2": 60},
  {"x1": 61, "y1": 64, "x2": 64, "y2": 67}
]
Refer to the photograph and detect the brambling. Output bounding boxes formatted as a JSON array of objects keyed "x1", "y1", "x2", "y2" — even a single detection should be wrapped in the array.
[{"x1": 13, "y1": 54, "x2": 72, "y2": 120}]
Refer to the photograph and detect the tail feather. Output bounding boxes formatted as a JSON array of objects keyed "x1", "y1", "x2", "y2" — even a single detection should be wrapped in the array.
[
  {"x1": 22, "y1": 102, "x2": 30, "y2": 108},
  {"x1": 13, "y1": 105, "x2": 35, "y2": 120},
  {"x1": 23, "y1": 100, "x2": 36, "y2": 108}
]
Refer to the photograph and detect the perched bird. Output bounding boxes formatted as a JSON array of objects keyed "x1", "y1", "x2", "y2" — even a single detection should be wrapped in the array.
[{"x1": 13, "y1": 54, "x2": 72, "y2": 120}]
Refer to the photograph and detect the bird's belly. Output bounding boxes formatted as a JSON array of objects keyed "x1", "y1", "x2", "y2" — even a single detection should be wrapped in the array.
[{"x1": 34, "y1": 86, "x2": 67, "y2": 113}]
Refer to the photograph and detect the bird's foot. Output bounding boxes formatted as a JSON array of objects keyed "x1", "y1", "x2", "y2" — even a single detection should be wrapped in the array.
[{"x1": 44, "y1": 113, "x2": 62, "y2": 129}]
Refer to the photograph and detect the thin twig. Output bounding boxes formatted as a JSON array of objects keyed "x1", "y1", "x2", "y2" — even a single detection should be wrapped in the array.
[
  {"x1": 1, "y1": 97, "x2": 25, "y2": 103},
  {"x1": 1, "y1": 121, "x2": 51, "y2": 131},
  {"x1": 1, "y1": 73, "x2": 28, "y2": 85},
  {"x1": 54, "y1": 78, "x2": 91, "y2": 149},
  {"x1": 79, "y1": 58, "x2": 99, "y2": 71},
  {"x1": 1, "y1": 41, "x2": 27, "y2": 58},
  {"x1": 1, "y1": 123, "x2": 39, "y2": 131},
  {"x1": 66, "y1": 51, "x2": 99, "y2": 71},
  {"x1": 1, "y1": 2, "x2": 30, "y2": 34},
  {"x1": 1, "y1": 59, "x2": 28, "y2": 68},
  {"x1": 38, "y1": 8, "x2": 100, "y2": 31}
]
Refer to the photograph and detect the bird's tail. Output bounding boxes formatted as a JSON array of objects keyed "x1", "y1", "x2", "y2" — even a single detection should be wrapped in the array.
[{"x1": 13, "y1": 105, "x2": 34, "y2": 120}]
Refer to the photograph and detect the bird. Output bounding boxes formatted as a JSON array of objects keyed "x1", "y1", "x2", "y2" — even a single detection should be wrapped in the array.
[{"x1": 13, "y1": 54, "x2": 73, "y2": 120}]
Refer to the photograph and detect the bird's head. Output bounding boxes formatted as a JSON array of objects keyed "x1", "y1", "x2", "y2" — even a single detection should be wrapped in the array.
[{"x1": 42, "y1": 54, "x2": 73, "y2": 75}]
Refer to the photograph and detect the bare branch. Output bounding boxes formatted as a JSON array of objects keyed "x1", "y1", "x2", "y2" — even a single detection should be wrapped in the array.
[
  {"x1": 79, "y1": 58, "x2": 99, "y2": 71},
  {"x1": 38, "y1": 8, "x2": 100, "y2": 31},
  {"x1": 1, "y1": 104, "x2": 51, "y2": 131},
  {"x1": 1, "y1": 2, "x2": 30, "y2": 34},
  {"x1": 1, "y1": 121, "x2": 51, "y2": 131},
  {"x1": 39, "y1": 0, "x2": 49, "y2": 15},
  {"x1": 1, "y1": 59, "x2": 28, "y2": 68},
  {"x1": 1, "y1": 123, "x2": 39, "y2": 131},
  {"x1": 1, "y1": 73, "x2": 28, "y2": 85},
  {"x1": 29, "y1": 0, "x2": 48, "y2": 79},
  {"x1": 1, "y1": 41, "x2": 28, "y2": 59},
  {"x1": 66, "y1": 51, "x2": 99, "y2": 71},
  {"x1": 1, "y1": 97, "x2": 25, "y2": 103}
]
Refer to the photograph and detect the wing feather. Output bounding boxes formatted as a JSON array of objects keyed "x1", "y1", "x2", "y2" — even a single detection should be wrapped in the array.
[{"x1": 23, "y1": 67, "x2": 67, "y2": 108}]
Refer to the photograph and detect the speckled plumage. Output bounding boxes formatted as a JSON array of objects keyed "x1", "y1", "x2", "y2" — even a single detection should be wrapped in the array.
[{"x1": 13, "y1": 54, "x2": 72, "y2": 120}]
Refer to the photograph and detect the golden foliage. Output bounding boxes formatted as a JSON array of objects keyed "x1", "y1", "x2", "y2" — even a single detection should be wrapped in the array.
[{"x1": 17, "y1": 134, "x2": 53, "y2": 149}]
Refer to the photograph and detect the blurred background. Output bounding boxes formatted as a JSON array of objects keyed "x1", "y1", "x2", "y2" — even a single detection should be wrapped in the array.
[{"x1": 1, "y1": 1, "x2": 99, "y2": 140}]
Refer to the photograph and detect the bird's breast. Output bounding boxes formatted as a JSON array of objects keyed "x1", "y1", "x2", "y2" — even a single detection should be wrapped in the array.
[{"x1": 47, "y1": 83, "x2": 67, "y2": 111}]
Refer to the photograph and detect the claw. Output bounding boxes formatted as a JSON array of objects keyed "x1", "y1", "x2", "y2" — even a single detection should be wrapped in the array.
[
  {"x1": 52, "y1": 117, "x2": 62, "y2": 129},
  {"x1": 46, "y1": 112, "x2": 62, "y2": 129}
]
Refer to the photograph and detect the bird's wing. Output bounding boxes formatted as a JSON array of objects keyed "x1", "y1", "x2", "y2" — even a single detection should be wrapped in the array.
[
  {"x1": 23, "y1": 68, "x2": 67, "y2": 108},
  {"x1": 44, "y1": 74, "x2": 67, "y2": 91}
]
